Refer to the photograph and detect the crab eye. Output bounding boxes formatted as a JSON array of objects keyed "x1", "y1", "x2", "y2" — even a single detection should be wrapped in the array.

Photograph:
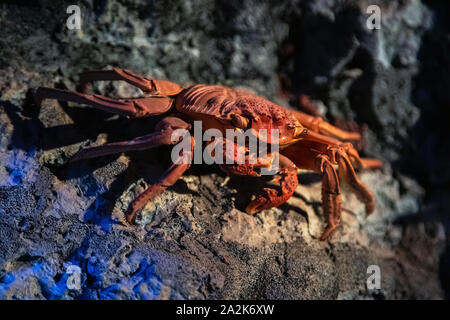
[{"x1": 230, "y1": 113, "x2": 249, "y2": 129}]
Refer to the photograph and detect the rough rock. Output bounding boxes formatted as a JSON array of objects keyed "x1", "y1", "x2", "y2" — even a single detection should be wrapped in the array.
[{"x1": 0, "y1": 0, "x2": 448, "y2": 299}]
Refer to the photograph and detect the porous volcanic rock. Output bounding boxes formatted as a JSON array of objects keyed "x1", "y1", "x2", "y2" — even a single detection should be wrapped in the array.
[{"x1": 0, "y1": 0, "x2": 447, "y2": 299}]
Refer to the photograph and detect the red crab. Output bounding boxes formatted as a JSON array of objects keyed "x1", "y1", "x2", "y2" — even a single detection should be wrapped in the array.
[{"x1": 35, "y1": 68, "x2": 381, "y2": 240}]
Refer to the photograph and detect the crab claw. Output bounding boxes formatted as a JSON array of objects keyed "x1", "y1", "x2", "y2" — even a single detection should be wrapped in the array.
[
  {"x1": 246, "y1": 187, "x2": 282, "y2": 214},
  {"x1": 245, "y1": 155, "x2": 298, "y2": 214}
]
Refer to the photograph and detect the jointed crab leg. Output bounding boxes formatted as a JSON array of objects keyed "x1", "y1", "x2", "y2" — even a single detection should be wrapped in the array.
[
  {"x1": 70, "y1": 114, "x2": 193, "y2": 224},
  {"x1": 335, "y1": 151, "x2": 375, "y2": 214},
  {"x1": 80, "y1": 67, "x2": 184, "y2": 96},
  {"x1": 317, "y1": 148, "x2": 375, "y2": 239},
  {"x1": 127, "y1": 136, "x2": 195, "y2": 223},
  {"x1": 34, "y1": 87, "x2": 174, "y2": 117},
  {"x1": 292, "y1": 110, "x2": 361, "y2": 141},
  {"x1": 70, "y1": 117, "x2": 191, "y2": 162},
  {"x1": 301, "y1": 130, "x2": 382, "y2": 170},
  {"x1": 292, "y1": 111, "x2": 382, "y2": 168},
  {"x1": 349, "y1": 155, "x2": 383, "y2": 169},
  {"x1": 315, "y1": 154, "x2": 342, "y2": 240},
  {"x1": 281, "y1": 139, "x2": 377, "y2": 240}
]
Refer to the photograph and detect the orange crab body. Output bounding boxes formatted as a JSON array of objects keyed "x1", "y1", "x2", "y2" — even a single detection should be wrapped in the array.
[{"x1": 35, "y1": 68, "x2": 381, "y2": 240}]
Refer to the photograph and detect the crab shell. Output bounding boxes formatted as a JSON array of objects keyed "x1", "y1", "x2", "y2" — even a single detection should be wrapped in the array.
[{"x1": 174, "y1": 85, "x2": 307, "y2": 145}]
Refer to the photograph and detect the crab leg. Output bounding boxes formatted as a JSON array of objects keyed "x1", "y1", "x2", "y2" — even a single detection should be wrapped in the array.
[
  {"x1": 292, "y1": 109, "x2": 361, "y2": 141},
  {"x1": 127, "y1": 136, "x2": 195, "y2": 223},
  {"x1": 318, "y1": 147, "x2": 376, "y2": 239},
  {"x1": 300, "y1": 130, "x2": 382, "y2": 169},
  {"x1": 335, "y1": 150, "x2": 375, "y2": 214},
  {"x1": 34, "y1": 87, "x2": 174, "y2": 117},
  {"x1": 70, "y1": 117, "x2": 191, "y2": 162},
  {"x1": 281, "y1": 141, "x2": 342, "y2": 240},
  {"x1": 315, "y1": 154, "x2": 342, "y2": 240},
  {"x1": 282, "y1": 139, "x2": 377, "y2": 240},
  {"x1": 80, "y1": 68, "x2": 184, "y2": 96}
]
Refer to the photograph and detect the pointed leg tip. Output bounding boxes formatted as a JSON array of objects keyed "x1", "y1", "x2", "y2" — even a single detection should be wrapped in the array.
[
  {"x1": 365, "y1": 201, "x2": 375, "y2": 215},
  {"x1": 126, "y1": 204, "x2": 140, "y2": 225},
  {"x1": 126, "y1": 212, "x2": 135, "y2": 224},
  {"x1": 319, "y1": 225, "x2": 337, "y2": 241},
  {"x1": 246, "y1": 196, "x2": 268, "y2": 215},
  {"x1": 245, "y1": 205, "x2": 261, "y2": 215}
]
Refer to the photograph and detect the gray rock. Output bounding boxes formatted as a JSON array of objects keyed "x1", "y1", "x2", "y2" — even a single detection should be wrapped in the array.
[{"x1": 0, "y1": 0, "x2": 447, "y2": 299}]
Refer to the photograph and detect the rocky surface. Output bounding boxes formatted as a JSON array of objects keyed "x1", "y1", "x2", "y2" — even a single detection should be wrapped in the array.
[{"x1": 0, "y1": 0, "x2": 448, "y2": 299}]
